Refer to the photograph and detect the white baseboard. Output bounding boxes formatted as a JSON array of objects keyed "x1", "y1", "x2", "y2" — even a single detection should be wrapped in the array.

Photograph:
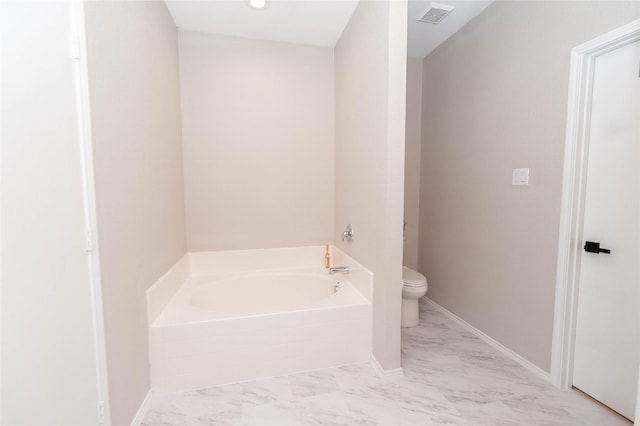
[
  {"x1": 370, "y1": 355, "x2": 404, "y2": 379},
  {"x1": 423, "y1": 298, "x2": 551, "y2": 383},
  {"x1": 130, "y1": 389, "x2": 153, "y2": 426}
]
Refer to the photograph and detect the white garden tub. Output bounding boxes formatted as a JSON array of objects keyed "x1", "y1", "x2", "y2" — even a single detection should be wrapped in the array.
[{"x1": 147, "y1": 246, "x2": 372, "y2": 393}]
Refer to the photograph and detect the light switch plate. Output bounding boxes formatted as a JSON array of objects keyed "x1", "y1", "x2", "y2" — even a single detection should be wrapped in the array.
[{"x1": 512, "y1": 168, "x2": 529, "y2": 186}]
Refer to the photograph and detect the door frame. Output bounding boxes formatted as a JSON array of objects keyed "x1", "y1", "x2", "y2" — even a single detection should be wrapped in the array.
[{"x1": 550, "y1": 17, "x2": 640, "y2": 412}]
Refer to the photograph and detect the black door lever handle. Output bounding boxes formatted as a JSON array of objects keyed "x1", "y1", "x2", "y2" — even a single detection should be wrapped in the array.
[{"x1": 584, "y1": 241, "x2": 611, "y2": 254}]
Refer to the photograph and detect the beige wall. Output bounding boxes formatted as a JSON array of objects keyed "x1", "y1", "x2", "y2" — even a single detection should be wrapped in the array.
[
  {"x1": 179, "y1": 31, "x2": 335, "y2": 251},
  {"x1": 1, "y1": 2, "x2": 102, "y2": 424},
  {"x1": 335, "y1": 0, "x2": 407, "y2": 370},
  {"x1": 84, "y1": 2, "x2": 187, "y2": 424},
  {"x1": 419, "y1": 1, "x2": 640, "y2": 372},
  {"x1": 404, "y1": 58, "x2": 422, "y2": 270}
]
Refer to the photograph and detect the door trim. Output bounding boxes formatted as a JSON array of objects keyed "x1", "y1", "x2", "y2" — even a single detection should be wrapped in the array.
[
  {"x1": 69, "y1": 0, "x2": 111, "y2": 424},
  {"x1": 551, "y1": 17, "x2": 640, "y2": 403}
]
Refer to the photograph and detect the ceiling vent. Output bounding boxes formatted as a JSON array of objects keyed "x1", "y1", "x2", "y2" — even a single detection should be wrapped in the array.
[{"x1": 417, "y1": 3, "x2": 455, "y2": 24}]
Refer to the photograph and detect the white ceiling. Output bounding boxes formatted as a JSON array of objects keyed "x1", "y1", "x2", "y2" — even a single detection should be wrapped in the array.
[
  {"x1": 164, "y1": 0, "x2": 493, "y2": 58},
  {"x1": 164, "y1": 0, "x2": 359, "y2": 47},
  {"x1": 407, "y1": 0, "x2": 493, "y2": 58}
]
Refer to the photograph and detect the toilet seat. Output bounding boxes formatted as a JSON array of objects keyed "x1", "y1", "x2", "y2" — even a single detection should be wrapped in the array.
[{"x1": 402, "y1": 266, "x2": 427, "y2": 288}]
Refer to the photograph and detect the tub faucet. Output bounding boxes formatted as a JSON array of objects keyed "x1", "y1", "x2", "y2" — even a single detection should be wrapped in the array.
[{"x1": 329, "y1": 266, "x2": 349, "y2": 275}]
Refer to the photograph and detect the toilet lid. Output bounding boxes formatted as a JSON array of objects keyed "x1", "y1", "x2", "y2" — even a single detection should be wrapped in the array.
[{"x1": 403, "y1": 266, "x2": 427, "y2": 287}]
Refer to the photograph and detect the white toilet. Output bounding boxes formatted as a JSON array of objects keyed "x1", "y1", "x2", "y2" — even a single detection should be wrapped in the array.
[{"x1": 401, "y1": 266, "x2": 428, "y2": 327}]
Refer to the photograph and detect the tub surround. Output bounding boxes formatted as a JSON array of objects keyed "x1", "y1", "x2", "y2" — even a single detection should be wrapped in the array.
[
  {"x1": 147, "y1": 256, "x2": 191, "y2": 324},
  {"x1": 147, "y1": 246, "x2": 374, "y2": 321},
  {"x1": 330, "y1": 247, "x2": 373, "y2": 301},
  {"x1": 146, "y1": 245, "x2": 372, "y2": 393},
  {"x1": 188, "y1": 246, "x2": 334, "y2": 276}
]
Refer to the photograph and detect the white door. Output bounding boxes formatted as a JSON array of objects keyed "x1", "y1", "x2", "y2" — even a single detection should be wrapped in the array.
[{"x1": 572, "y1": 39, "x2": 640, "y2": 420}]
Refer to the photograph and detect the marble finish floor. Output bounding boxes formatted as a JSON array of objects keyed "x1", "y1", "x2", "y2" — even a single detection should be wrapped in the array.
[{"x1": 142, "y1": 300, "x2": 629, "y2": 425}]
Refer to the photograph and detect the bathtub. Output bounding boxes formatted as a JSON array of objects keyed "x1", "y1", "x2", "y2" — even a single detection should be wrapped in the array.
[{"x1": 147, "y1": 246, "x2": 372, "y2": 393}]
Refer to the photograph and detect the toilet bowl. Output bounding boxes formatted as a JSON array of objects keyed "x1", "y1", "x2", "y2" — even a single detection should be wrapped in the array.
[{"x1": 401, "y1": 266, "x2": 428, "y2": 328}]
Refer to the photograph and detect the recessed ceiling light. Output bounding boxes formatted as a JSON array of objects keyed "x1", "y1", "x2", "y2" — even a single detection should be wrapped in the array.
[{"x1": 248, "y1": 0, "x2": 269, "y2": 10}]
